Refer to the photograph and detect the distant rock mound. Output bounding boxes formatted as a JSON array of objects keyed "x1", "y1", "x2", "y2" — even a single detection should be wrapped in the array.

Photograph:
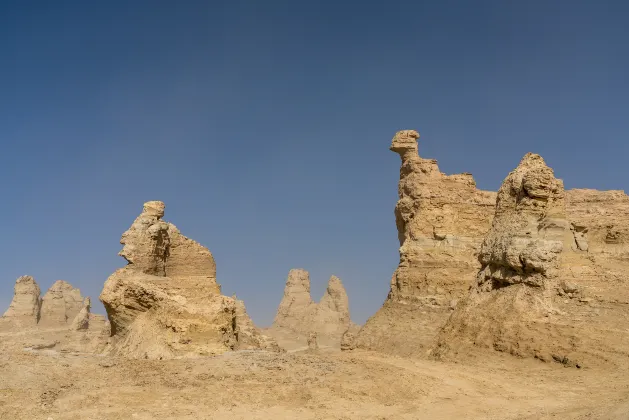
[
  {"x1": 99, "y1": 201, "x2": 280, "y2": 359},
  {"x1": 268, "y1": 269, "x2": 353, "y2": 349},
  {"x1": 0, "y1": 276, "x2": 109, "y2": 353},
  {"x1": 1, "y1": 276, "x2": 41, "y2": 328},
  {"x1": 433, "y1": 154, "x2": 629, "y2": 367},
  {"x1": 352, "y1": 130, "x2": 496, "y2": 356},
  {"x1": 39, "y1": 280, "x2": 84, "y2": 327}
]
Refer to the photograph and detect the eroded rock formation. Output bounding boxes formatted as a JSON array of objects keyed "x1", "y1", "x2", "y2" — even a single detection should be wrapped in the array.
[
  {"x1": 100, "y1": 201, "x2": 279, "y2": 359},
  {"x1": 39, "y1": 280, "x2": 84, "y2": 327},
  {"x1": 1, "y1": 276, "x2": 41, "y2": 328},
  {"x1": 0, "y1": 276, "x2": 110, "y2": 353},
  {"x1": 352, "y1": 130, "x2": 629, "y2": 366},
  {"x1": 352, "y1": 130, "x2": 496, "y2": 355},
  {"x1": 432, "y1": 154, "x2": 629, "y2": 367},
  {"x1": 269, "y1": 269, "x2": 353, "y2": 349}
]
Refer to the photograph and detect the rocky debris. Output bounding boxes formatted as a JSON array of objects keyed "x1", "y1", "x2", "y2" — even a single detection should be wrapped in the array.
[
  {"x1": 100, "y1": 201, "x2": 279, "y2": 359},
  {"x1": 307, "y1": 332, "x2": 319, "y2": 351},
  {"x1": 26, "y1": 340, "x2": 58, "y2": 350},
  {"x1": 1, "y1": 276, "x2": 41, "y2": 328},
  {"x1": 39, "y1": 280, "x2": 84, "y2": 327},
  {"x1": 340, "y1": 331, "x2": 354, "y2": 351},
  {"x1": 432, "y1": 153, "x2": 629, "y2": 367},
  {"x1": 353, "y1": 130, "x2": 496, "y2": 355},
  {"x1": 269, "y1": 269, "x2": 354, "y2": 349},
  {"x1": 340, "y1": 322, "x2": 361, "y2": 351}
]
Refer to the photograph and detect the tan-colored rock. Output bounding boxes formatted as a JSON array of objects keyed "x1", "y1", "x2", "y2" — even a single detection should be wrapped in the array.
[
  {"x1": 0, "y1": 276, "x2": 41, "y2": 328},
  {"x1": 234, "y1": 299, "x2": 283, "y2": 352},
  {"x1": 70, "y1": 297, "x2": 91, "y2": 331},
  {"x1": 433, "y1": 154, "x2": 629, "y2": 368},
  {"x1": 307, "y1": 332, "x2": 319, "y2": 351},
  {"x1": 269, "y1": 270, "x2": 354, "y2": 349},
  {"x1": 273, "y1": 269, "x2": 314, "y2": 333},
  {"x1": 353, "y1": 130, "x2": 496, "y2": 355},
  {"x1": 100, "y1": 201, "x2": 279, "y2": 359},
  {"x1": 314, "y1": 275, "x2": 351, "y2": 339},
  {"x1": 39, "y1": 280, "x2": 84, "y2": 327}
]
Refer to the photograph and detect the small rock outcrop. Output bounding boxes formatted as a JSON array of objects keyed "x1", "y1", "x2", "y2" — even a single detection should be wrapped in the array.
[
  {"x1": 307, "y1": 332, "x2": 319, "y2": 351},
  {"x1": 70, "y1": 297, "x2": 92, "y2": 331},
  {"x1": 39, "y1": 280, "x2": 84, "y2": 327},
  {"x1": 352, "y1": 130, "x2": 496, "y2": 356},
  {"x1": 1, "y1": 276, "x2": 41, "y2": 328},
  {"x1": 100, "y1": 201, "x2": 279, "y2": 359},
  {"x1": 268, "y1": 269, "x2": 354, "y2": 349}
]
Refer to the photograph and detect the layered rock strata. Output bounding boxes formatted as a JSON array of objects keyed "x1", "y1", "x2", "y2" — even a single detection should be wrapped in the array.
[
  {"x1": 433, "y1": 154, "x2": 629, "y2": 367},
  {"x1": 352, "y1": 130, "x2": 496, "y2": 355},
  {"x1": 100, "y1": 201, "x2": 279, "y2": 359}
]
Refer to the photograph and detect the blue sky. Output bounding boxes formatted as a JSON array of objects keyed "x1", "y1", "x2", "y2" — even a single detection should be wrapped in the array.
[{"x1": 1, "y1": 1, "x2": 627, "y2": 325}]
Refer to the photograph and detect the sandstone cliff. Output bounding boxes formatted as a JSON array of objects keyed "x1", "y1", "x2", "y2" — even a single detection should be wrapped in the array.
[
  {"x1": 432, "y1": 154, "x2": 629, "y2": 367},
  {"x1": 351, "y1": 130, "x2": 496, "y2": 355},
  {"x1": 268, "y1": 269, "x2": 353, "y2": 349},
  {"x1": 351, "y1": 130, "x2": 629, "y2": 366},
  {"x1": 99, "y1": 201, "x2": 280, "y2": 359}
]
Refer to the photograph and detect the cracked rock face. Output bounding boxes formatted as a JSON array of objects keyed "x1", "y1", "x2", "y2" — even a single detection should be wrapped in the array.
[{"x1": 100, "y1": 201, "x2": 279, "y2": 359}]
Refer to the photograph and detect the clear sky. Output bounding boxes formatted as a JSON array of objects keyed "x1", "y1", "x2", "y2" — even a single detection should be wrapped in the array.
[{"x1": 1, "y1": 1, "x2": 628, "y2": 325}]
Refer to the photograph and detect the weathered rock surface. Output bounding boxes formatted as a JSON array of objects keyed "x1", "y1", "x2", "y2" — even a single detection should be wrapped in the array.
[
  {"x1": 39, "y1": 280, "x2": 84, "y2": 327},
  {"x1": 353, "y1": 130, "x2": 629, "y2": 365},
  {"x1": 0, "y1": 276, "x2": 41, "y2": 328},
  {"x1": 234, "y1": 299, "x2": 282, "y2": 352},
  {"x1": 268, "y1": 269, "x2": 353, "y2": 349},
  {"x1": 353, "y1": 130, "x2": 496, "y2": 355},
  {"x1": 433, "y1": 154, "x2": 629, "y2": 367},
  {"x1": 100, "y1": 201, "x2": 279, "y2": 359},
  {"x1": 273, "y1": 269, "x2": 314, "y2": 333},
  {"x1": 70, "y1": 297, "x2": 92, "y2": 331},
  {"x1": 0, "y1": 276, "x2": 110, "y2": 354}
]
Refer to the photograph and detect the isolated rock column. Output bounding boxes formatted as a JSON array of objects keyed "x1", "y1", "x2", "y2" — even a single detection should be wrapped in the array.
[{"x1": 1, "y1": 276, "x2": 42, "y2": 328}]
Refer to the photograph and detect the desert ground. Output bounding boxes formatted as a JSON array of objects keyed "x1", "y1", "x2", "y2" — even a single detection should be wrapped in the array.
[{"x1": 2, "y1": 341, "x2": 629, "y2": 420}]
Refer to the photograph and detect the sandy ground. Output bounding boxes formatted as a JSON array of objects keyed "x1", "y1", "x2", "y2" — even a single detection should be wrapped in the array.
[{"x1": 1, "y1": 344, "x2": 629, "y2": 420}]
